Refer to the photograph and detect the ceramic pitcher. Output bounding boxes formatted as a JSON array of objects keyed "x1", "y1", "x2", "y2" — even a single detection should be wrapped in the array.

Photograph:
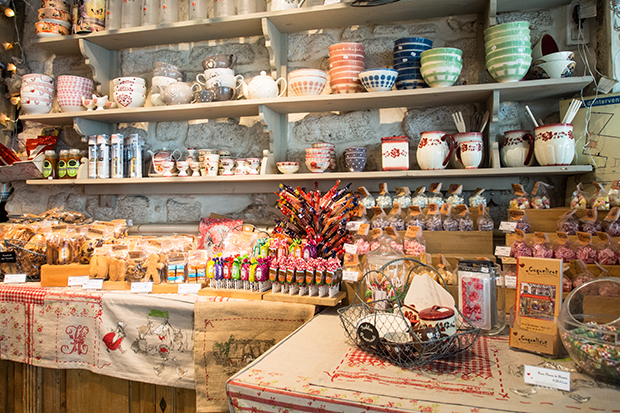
[
  {"x1": 501, "y1": 130, "x2": 534, "y2": 167},
  {"x1": 416, "y1": 131, "x2": 456, "y2": 170},
  {"x1": 534, "y1": 123, "x2": 575, "y2": 166}
]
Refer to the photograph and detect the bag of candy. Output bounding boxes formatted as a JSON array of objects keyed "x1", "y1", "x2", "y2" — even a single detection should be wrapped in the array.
[
  {"x1": 572, "y1": 259, "x2": 598, "y2": 295},
  {"x1": 441, "y1": 203, "x2": 458, "y2": 231},
  {"x1": 596, "y1": 232, "x2": 618, "y2": 265},
  {"x1": 509, "y1": 183, "x2": 530, "y2": 209},
  {"x1": 596, "y1": 264, "x2": 620, "y2": 296},
  {"x1": 468, "y1": 187, "x2": 487, "y2": 207},
  {"x1": 269, "y1": 257, "x2": 280, "y2": 293},
  {"x1": 437, "y1": 254, "x2": 457, "y2": 285},
  {"x1": 576, "y1": 232, "x2": 597, "y2": 264},
  {"x1": 351, "y1": 223, "x2": 370, "y2": 255},
  {"x1": 454, "y1": 204, "x2": 474, "y2": 231},
  {"x1": 411, "y1": 186, "x2": 428, "y2": 208},
  {"x1": 510, "y1": 229, "x2": 533, "y2": 257},
  {"x1": 532, "y1": 232, "x2": 554, "y2": 258},
  {"x1": 557, "y1": 209, "x2": 579, "y2": 235},
  {"x1": 346, "y1": 205, "x2": 369, "y2": 232},
  {"x1": 570, "y1": 183, "x2": 589, "y2": 209},
  {"x1": 326, "y1": 257, "x2": 342, "y2": 299},
  {"x1": 384, "y1": 227, "x2": 403, "y2": 252},
  {"x1": 386, "y1": 204, "x2": 405, "y2": 230},
  {"x1": 425, "y1": 203, "x2": 443, "y2": 231},
  {"x1": 530, "y1": 181, "x2": 551, "y2": 209},
  {"x1": 403, "y1": 226, "x2": 426, "y2": 256},
  {"x1": 446, "y1": 184, "x2": 465, "y2": 206},
  {"x1": 509, "y1": 209, "x2": 531, "y2": 233},
  {"x1": 579, "y1": 209, "x2": 601, "y2": 234},
  {"x1": 590, "y1": 181, "x2": 610, "y2": 210},
  {"x1": 405, "y1": 205, "x2": 426, "y2": 230},
  {"x1": 610, "y1": 180, "x2": 620, "y2": 207},
  {"x1": 554, "y1": 231, "x2": 577, "y2": 263},
  {"x1": 376, "y1": 182, "x2": 393, "y2": 209},
  {"x1": 427, "y1": 182, "x2": 444, "y2": 207},
  {"x1": 393, "y1": 187, "x2": 411, "y2": 209},
  {"x1": 603, "y1": 207, "x2": 620, "y2": 236},
  {"x1": 368, "y1": 228, "x2": 383, "y2": 251},
  {"x1": 476, "y1": 204, "x2": 494, "y2": 231},
  {"x1": 370, "y1": 207, "x2": 388, "y2": 229},
  {"x1": 357, "y1": 186, "x2": 376, "y2": 208}
]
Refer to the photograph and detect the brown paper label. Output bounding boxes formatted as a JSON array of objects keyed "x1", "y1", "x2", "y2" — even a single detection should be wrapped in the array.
[
  {"x1": 357, "y1": 223, "x2": 370, "y2": 236},
  {"x1": 409, "y1": 205, "x2": 422, "y2": 216},
  {"x1": 379, "y1": 183, "x2": 388, "y2": 194},
  {"x1": 371, "y1": 206, "x2": 384, "y2": 216},
  {"x1": 512, "y1": 183, "x2": 525, "y2": 196},
  {"x1": 509, "y1": 209, "x2": 526, "y2": 221},
  {"x1": 514, "y1": 228, "x2": 525, "y2": 242},
  {"x1": 343, "y1": 253, "x2": 358, "y2": 266},
  {"x1": 385, "y1": 226, "x2": 397, "y2": 237},
  {"x1": 583, "y1": 209, "x2": 597, "y2": 222},
  {"x1": 396, "y1": 187, "x2": 411, "y2": 195},
  {"x1": 388, "y1": 204, "x2": 401, "y2": 216},
  {"x1": 605, "y1": 207, "x2": 620, "y2": 221},
  {"x1": 356, "y1": 205, "x2": 365, "y2": 218},
  {"x1": 561, "y1": 209, "x2": 577, "y2": 219},
  {"x1": 429, "y1": 183, "x2": 442, "y2": 193},
  {"x1": 427, "y1": 204, "x2": 438, "y2": 215},
  {"x1": 577, "y1": 231, "x2": 592, "y2": 245},
  {"x1": 415, "y1": 186, "x2": 426, "y2": 195},
  {"x1": 372, "y1": 228, "x2": 383, "y2": 237},
  {"x1": 455, "y1": 204, "x2": 468, "y2": 216},
  {"x1": 556, "y1": 231, "x2": 569, "y2": 245},
  {"x1": 405, "y1": 226, "x2": 420, "y2": 238},
  {"x1": 534, "y1": 232, "x2": 549, "y2": 244},
  {"x1": 597, "y1": 231, "x2": 612, "y2": 243},
  {"x1": 440, "y1": 203, "x2": 451, "y2": 215},
  {"x1": 448, "y1": 184, "x2": 462, "y2": 194},
  {"x1": 593, "y1": 181, "x2": 604, "y2": 192},
  {"x1": 612, "y1": 180, "x2": 620, "y2": 191},
  {"x1": 358, "y1": 186, "x2": 370, "y2": 197},
  {"x1": 478, "y1": 204, "x2": 485, "y2": 216},
  {"x1": 472, "y1": 188, "x2": 485, "y2": 196}
]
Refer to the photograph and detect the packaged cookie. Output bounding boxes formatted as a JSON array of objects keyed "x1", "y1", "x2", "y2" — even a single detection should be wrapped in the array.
[
  {"x1": 108, "y1": 245, "x2": 130, "y2": 282},
  {"x1": 427, "y1": 183, "x2": 444, "y2": 207},
  {"x1": 468, "y1": 188, "x2": 487, "y2": 208},
  {"x1": 357, "y1": 186, "x2": 376, "y2": 208},
  {"x1": 532, "y1": 232, "x2": 554, "y2": 258},
  {"x1": 393, "y1": 187, "x2": 411, "y2": 209},
  {"x1": 476, "y1": 204, "x2": 494, "y2": 231},
  {"x1": 425, "y1": 203, "x2": 443, "y2": 231},
  {"x1": 603, "y1": 207, "x2": 620, "y2": 237},
  {"x1": 405, "y1": 205, "x2": 426, "y2": 230},
  {"x1": 510, "y1": 229, "x2": 533, "y2": 258},
  {"x1": 530, "y1": 181, "x2": 551, "y2": 209},
  {"x1": 570, "y1": 183, "x2": 589, "y2": 209},
  {"x1": 509, "y1": 183, "x2": 530, "y2": 209},
  {"x1": 596, "y1": 232, "x2": 618, "y2": 265},
  {"x1": 386, "y1": 204, "x2": 405, "y2": 231},
  {"x1": 436, "y1": 254, "x2": 457, "y2": 285},
  {"x1": 446, "y1": 184, "x2": 465, "y2": 206},
  {"x1": 557, "y1": 209, "x2": 579, "y2": 235},
  {"x1": 576, "y1": 232, "x2": 597, "y2": 264},
  {"x1": 376, "y1": 183, "x2": 393, "y2": 209},
  {"x1": 403, "y1": 226, "x2": 426, "y2": 256},
  {"x1": 554, "y1": 232, "x2": 577, "y2": 263},
  {"x1": 411, "y1": 186, "x2": 429, "y2": 208},
  {"x1": 590, "y1": 181, "x2": 610, "y2": 210},
  {"x1": 125, "y1": 250, "x2": 147, "y2": 282},
  {"x1": 370, "y1": 207, "x2": 388, "y2": 230},
  {"x1": 441, "y1": 203, "x2": 458, "y2": 231},
  {"x1": 187, "y1": 250, "x2": 207, "y2": 284},
  {"x1": 167, "y1": 251, "x2": 187, "y2": 284},
  {"x1": 89, "y1": 245, "x2": 111, "y2": 279},
  {"x1": 579, "y1": 209, "x2": 601, "y2": 235}
]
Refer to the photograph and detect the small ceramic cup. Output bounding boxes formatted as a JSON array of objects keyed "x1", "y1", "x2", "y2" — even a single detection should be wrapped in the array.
[
  {"x1": 203, "y1": 153, "x2": 220, "y2": 176},
  {"x1": 176, "y1": 160, "x2": 189, "y2": 177},
  {"x1": 534, "y1": 123, "x2": 575, "y2": 166},
  {"x1": 192, "y1": 89, "x2": 214, "y2": 103},
  {"x1": 501, "y1": 130, "x2": 534, "y2": 167},
  {"x1": 456, "y1": 140, "x2": 483, "y2": 169},
  {"x1": 220, "y1": 158, "x2": 235, "y2": 175},
  {"x1": 235, "y1": 159, "x2": 247, "y2": 175},
  {"x1": 162, "y1": 160, "x2": 176, "y2": 177},
  {"x1": 189, "y1": 161, "x2": 201, "y2": 176},
  {"x1": 246, "y1": 157, "x2": 261, "y2": 175}
]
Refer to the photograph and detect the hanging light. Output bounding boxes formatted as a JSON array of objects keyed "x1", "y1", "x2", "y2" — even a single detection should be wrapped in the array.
[
  {"x1": 4, "y1": 7, "x2": 14, "y2": 17},
  {"x1": 2, "y1": 42, "x2": 13, "y2": 51},
  {"x1": 9, "y1": 95, "x2": 20, "y2": 105},
  {"x1": 6, "y1": 63, "x2": 16, "y2": 72}
]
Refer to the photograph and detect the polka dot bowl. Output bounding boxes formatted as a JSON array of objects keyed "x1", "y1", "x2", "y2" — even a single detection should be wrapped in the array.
[
  {"x1": 289, "y1": 69, "x2": 327, "y2": 96},
  {"x1": 358, "y1": 68, "x2": 398, "y2": 92}
]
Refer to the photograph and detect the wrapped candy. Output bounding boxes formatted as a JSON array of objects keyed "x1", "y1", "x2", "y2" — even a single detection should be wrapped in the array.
[
  {"x1": 405, "y1": 205, "x2": 426, "y2": 230},
  {"x1": 441, "y1": 204, "x2": 458, "y2": 231},
  {"x1": 572, "y1": 260, "x2": 598, "y2": 295},
  {"x1": 532, "y1": 232, "x2": 554, "y2": 258},
  {"x1": 603, "y1": 207, "x2": 620, "y2": 237},
  {"x1": 351, "y1": 224, "x2": 370, "y2": 255},
  {"x1": 579, "y1": 209, "x2": 601, "y2": 235},
  {"x1": 376, "y1": 183, "x2": 393, "y2": 209},
  {"x1": 393, "y1": 187, "x2": 411, "y2": 209},
  {"x1": 368, "y1": 228, "x2": 383, "y2": 251},
  {"x1": 557, "y1": 209, "x2": 579, "y2": 235},
  {"x1": 370, "y1": 207, "x2": 388, "y2": 229},
  {"x1": 358, "y1": 186, "x2": 376, "y2": 208},
  {"x1": 576, "y1": 232, "x2": 597, "y2": 264},
  {"x1": 590, "y1": 181, "x2": 610, "y2": 210},
  {"x1": 468, "y1": 188, "x2": 487, "y2": 208},
  {"x1": 437, "y1": 254, "x2": 457, "y2": 285},
  {"x1": 610, "y1": 180, "x2": 620, "y2": 207},
  {"x1": 509, "y1": 183, "x2": 530, "y2": 209},
  {"x1": 563, "y1": 276, "x2": 573, "y2": 292},
  {"x1": 510, "y1": 229, "x2": 533, "y2": 257},
  {"x1": 554, "y1": 232, "x2": 577, "y2": 263},
  {"x1": 346, "y1": 205, "x2": 369, "y2": 232},
  {"x1": 509, "y1": 209, "x2": 531, "y2": 233},
  {"x1": 411, "y1": 186, "x2": 429, "y2": 208},
  {"x1": 427, "y1": 183, "x2": 444, "y2": 207},
  {"x1": 325, "y1": 257, "x2": 342, "y2": 299},
  {"x1": 530, "y1": 181, "x2": 552, "y2": 209},
  {"x1": 597, "y1": 232, "x2": 619, "y2": 265},
  {"x1": 384, "y1": 227, "x2": 404, "y2": 252},
  {"x1": 476, "y1": 204, "x2": 494, "y2": 231},
  {"x1": 386, "y1": 205, "x2": 405, "y2": 231},
  {"x1": 454, "y1": 204, "x2": 474, "y2": 231},
  {"x1": 425, "y1": 203, "x2": 442, "y2": 231},
  {"x1": 570, "y1": 183, "x2": 589, "y2": 209},
  {"x1": 403, "y1": 226, "x2": 426, "y2": 256},
  {"x1": 446, "y1": 184, "x2": 465, "y2": 206}
]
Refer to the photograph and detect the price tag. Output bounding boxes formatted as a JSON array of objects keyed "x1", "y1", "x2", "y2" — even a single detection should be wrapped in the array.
[
  {"x1": 131, "y1": 282, "x2": 153, "y2": 293},
  {"x1": 346, "y1": 221, "x2": 362, "y2": 232},
  {"x1": 343, "y1": 243, "x2": 357, "y2": 255},
  {"x1": 83, "y1": 279, "x2": 103, "y2": 290},
  {"x1": 178, "y1": 283, "x2": 202, "y2": 294},
  {"x1": 0, "y1": 251, "x2": 17, "y2": 263},
  {"x1": 342, "y1": 270, "x2": 359, "y2": 282},
  {"x1": 495, "y1": 246, "x2": 512, "y2": 257},
  {"x1": 524, "y1": 365, "x2": 570, "y2": 391},
  {"x1": 3, "y1": 273, "x2": 26, "y2": 283},
  {"x1": 323, "y1": 0, "x2": 341, "y2": 4},
  {"x1": 504, "y1": 275, "x2": 517, "y2": 289},
  {"x1": 68, "y1": 276, "x2": 89, "y2": 287},
  {"x1": 499, "y1": 221, "x2": 517, "y2": 232}
]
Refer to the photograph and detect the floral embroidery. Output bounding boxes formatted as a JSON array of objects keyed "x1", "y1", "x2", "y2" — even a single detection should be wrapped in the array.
[{"x1": 61, "y1": 325, "x2": 89, "y2": 355}]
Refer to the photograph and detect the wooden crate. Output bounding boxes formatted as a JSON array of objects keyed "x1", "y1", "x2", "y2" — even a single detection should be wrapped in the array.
[
  {"x1": 423, "y1": 231, "x2": 493, "y2": 255},
  {"x1": 40, "y1": 264, "x2": 90, "y2": 287},
  {"x1": 506, "y1": 207, "x2": 610, "y2": 233},
  {"x1": 505, "y1": 233, "x2": 620, "y2": 245},
  {"x1": 262, "y1": 290, "x2": 346, "y2": 306}
]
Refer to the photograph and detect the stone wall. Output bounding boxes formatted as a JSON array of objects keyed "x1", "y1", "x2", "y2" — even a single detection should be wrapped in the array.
[{"x1": 6, "y1": 4, "x2": 600, "y2": 226}]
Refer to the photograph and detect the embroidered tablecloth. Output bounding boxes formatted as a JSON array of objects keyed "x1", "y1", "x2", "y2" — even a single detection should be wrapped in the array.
[
  {"x1": 227, "y1": 309, "x2": 620, "y2": 413},
  {"x1": 0, "y1": 284, "x2": 229, "y2": 389}
]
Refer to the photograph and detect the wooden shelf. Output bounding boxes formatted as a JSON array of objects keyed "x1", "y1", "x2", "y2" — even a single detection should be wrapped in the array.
[
  {"x1": 197, "y1": 287, "x2": 267, "y2": 300},
  {"x1": 20, "y1": 77, "x2": 593, "y2": 126},
  {"x1": 262, "y1": 290, "x2": 346, "y2": 306},
  {"x1": 33, "y1": 0, "x2": 571, "y2": 55}
]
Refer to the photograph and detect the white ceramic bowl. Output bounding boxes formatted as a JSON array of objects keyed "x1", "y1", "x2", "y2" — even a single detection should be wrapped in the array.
[
  {"x1": 289, "y1": 69, "x2": 327, "y2": 96},
  {"x1": 21, "y1": 83, "x2": 55, "y2": 94},
  {"x1": 113, "y1": 77, "x2": 146, "y2": 86},
  {"x1": 22, "y1": 100, "x2": 53, "y2": 115},
  {"x1": 113, "y1": 83, "x2": 147, "y2": 93},
  {"x1": 277, "y1": 161, "x2": 300, "y2": 174},
  {"x1": 20, "y1": 91, "x2": 54, "y2": 101},
  {"x1": 532, "y1": 51, "x2": 575, "y2": 64},
  {"x1": 531, "y1": 60, "x2": 576, "y2": 79},
  {"x1": 305, "y1": 159, "x2": 330, "y2": 173},
  {"x1": 113, "y1": 91, "x2": 147, "y2": 108}
]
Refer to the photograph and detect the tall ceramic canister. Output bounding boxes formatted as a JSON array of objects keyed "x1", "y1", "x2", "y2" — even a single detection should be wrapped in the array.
[
  {"x1": 76, "y1": 0, "x2": 106, "y2": 32},
  {"x1": 416, "y1": 131, "x2": 456, "y2": 170},
  {"x1": 534, "y1": 123, "x2": 575, "y2": 166},
  {"x1": 381, "y1": 136, "x2": 409, "y2": 170}
]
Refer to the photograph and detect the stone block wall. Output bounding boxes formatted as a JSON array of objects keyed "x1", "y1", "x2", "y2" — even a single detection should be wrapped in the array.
[{"x1": 6, "y1": 5, "x2": 599, "y2": 226}]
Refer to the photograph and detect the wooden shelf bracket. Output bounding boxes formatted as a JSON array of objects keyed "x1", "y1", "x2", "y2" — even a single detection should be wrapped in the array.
[
  {"x1": 259, "y1": 104, "x2": 287, "y2": 169},
  {"x1": 262, "y1": 17, "x2": 288, "y2": 89},
  {"x1": 74, "y1": 118, "x2": 113, "y2": 137},
  {"x1": 79, "y1": 39, "x2": 119, "y2": 96}
]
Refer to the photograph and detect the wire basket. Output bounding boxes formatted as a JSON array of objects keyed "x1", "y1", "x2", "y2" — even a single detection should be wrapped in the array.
[
  {"x1": 0, "y1": 238, "x2": 47, "y2": 282},
  {"x1": 337, "y1": 258, "x2": 480, "y2": 368}
]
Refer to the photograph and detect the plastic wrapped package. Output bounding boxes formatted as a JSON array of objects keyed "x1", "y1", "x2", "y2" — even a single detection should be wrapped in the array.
[
  {"x1": 590, "y1": 181, "x2": 610, "y2": 210},
  {"x1": 364, "y1": 234, "x2": 406, "y2": 310},
  {"x1": 596, "y1": 232, "x2": 619, "y2": 265},
  {"x1": 532, "y1": 232, "x2": 554, "y2": 258},
  {"x1": 603, "y1": 207, "x2": 620, "y2": 237},
  {"x1": 477, "y1": 204, "x2": 494, "y2": 231},
  {"x1": 563, "y1": 276, "x2": 573, "y2": 292},
  {"x1": 108, "y1": 245, "x2": 130, "y2": 282},
  {"x1": 509, "y1": 209, "x2": 531, "y2": 233},
  {"x1": 468, "y1": 188, "x2": 487, "y2": 208},
  {"x1": 446, "y1": 184, "x2": 465, "y2": 206},
  {"x1": 610, "y1": 180, "x2": 620, "y2": 207},
  {"x1": 383, "y1": 227, "x2": 403, "y2": 252},
  {"x1": 357, "y1": 186, "x2": 376, "y2": 208},
  {"x1": 411, "y1": 186, "x2": 429, "y2": 208},
  {"x1": 436, "y1": 254, "x2": 457, "y2": 285},
  {"x1": 425, "y1": 203, "x2": 443, "y2": 231},
  {"x1": 530, "y1": 181, "x2": 552, "y2": 209},
  {"x1": 557, "y1": 209, "x2": 580, "y2": 235},
  {"x1": 576, "y1": 232, "x2": 597, "y2": 264},
  {"x1": 187, "y1": 250, "x2": 208, "y2": 283},
  {"x1": 570, "y1": 183, "x2": 589, "y2": 209},
  {"x1": 386, "y1": 204, "x2": 405, "y2": 231},
  {"x1": 405, "y1": 205, "x2": 426, "y2": 230},
  {"x1": 393, "y1": 187, "x2": 411, "y2": 209},
  {"x1": 76, "y1": 226, "x2": 112, "y2": 264},
  {"x1": 509, "y1": 183, "x2": 530, "y2": 209},
  {"x1": 368, "y1": 228, "x2": 383, "y2": 251},
  {"x1": 579, "y1": 209, "x2": 602, "y2": 235},
  {"x1": 351, "y1": 224, "x2": 370, "y2": 255},
  {"x1": 554, "y1": 232, "x2": 577, "y2": 263},
  {"x1": 427, "y1": 182, "x2": 444, "y2": 207},
  {"x1": 370, "y1": 207, "x2": 388, "y2": 229},
  {"x1": 403, "y1": 226, "x2": 426, "y2": 256},
  {"x1": 441, "y1": 204, "x2": 458, "y2": 231},
  {"x1": 510, "y1": 229, "x2": 533, "y2": 257},
  {"x1": 376, "y1": 183, "x2": 393, "y2": 209},
  {"x1": 454, "y1": 204, "x2": 474, "y2": 231},
  {"x1": 572, "y1": 260, "x2": 598, "y2": 295}
]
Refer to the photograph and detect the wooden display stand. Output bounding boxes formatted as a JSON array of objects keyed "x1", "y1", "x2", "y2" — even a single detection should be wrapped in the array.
[
  {"x1": 197, "y1": 288, "x2": 266, "y2": 300},
  {"x1": 262, "y1": 290, "x2": 346, "y2": 306},
  {"x1": 40, "y1": 264, "x2": 90, "y2": 287}
]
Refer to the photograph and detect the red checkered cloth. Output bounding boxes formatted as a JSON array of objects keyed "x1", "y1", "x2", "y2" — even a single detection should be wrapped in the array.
[{"x1": 0, "y1": 285, "x2": 48, "y2": 305}]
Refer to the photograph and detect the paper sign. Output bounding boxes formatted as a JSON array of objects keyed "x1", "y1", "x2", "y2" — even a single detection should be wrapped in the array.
[
  {"x1": 346, "y1": 221, "x2": 362, "y2": 231},
  {"x1": 68, "y1": 276, "x2": 89, "y2": 287},
  {"x1": 495, "y1": 246, "x2": 511, "y2": 257},
  {"x1": 499, "y1": 221, "x2": 517, "y2": 232},
  {"x1": 3, "y1": 274, "x2": 26, "y2": 283},
  {"x1": 504, "y1": 274, "x2": 517, "y2": 289},
  {"x1": 524, "y1": 365, "x2": 570, "y2": 391},
  {"x1": 83, "y1": 279, "x2": 103, "y2": 290},
  {"x1": 342, "y1": 270, "x2": 359, "y2": 282},
  {"x1": 131, "y1": 282, "x2": 153, "y2": 293},
  {"x1": 178, "y1": 283, "x2": 202, "y2": 294},
  {"x1": 343, "y1": 243, "x2": 357, "y2": 255}
]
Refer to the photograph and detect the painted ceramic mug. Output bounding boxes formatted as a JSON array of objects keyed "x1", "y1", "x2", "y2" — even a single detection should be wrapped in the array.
[
  {"x1": 416, "y1": 131, "x2": 456, "y2": 170},
  {"x1": 501, "y1": 129, "x2": 534, "y2": 167},
  {"x1": 534, "y1": 123, "x2": 575, "y2": 166},
  {"x1": 451, "y1": 131, "x2": 482, "y2": 168},
  {"x1": 456, "y1": 140, "x2": 483, "y2": 169}
]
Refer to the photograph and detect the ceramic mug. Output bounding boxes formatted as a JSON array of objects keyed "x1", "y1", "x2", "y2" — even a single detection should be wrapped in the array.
[
  {"x1": 501, "y1": 130, "x2": 534, "y2": 167},
  {"x1": 192, "y1": 89, "x2": 214, "y2": 103},
  {"x1": 534, "y1": 123, "x2": 575, "y2": 166},
  {"x1": 202, "y1": 153, "x2": 219, "y2": 176},
  {"x1": 456, "y1": 140, "x2": 483, "y2": 169},
  {"x1": 208, "y1": 86, "x2": 236, "y2": 101},
  {"x1": 201, "y1": 53, "x2": 237, "y2": 70},
  {"x1": 450, "y1": 131, "x2": 482, "y2": 168},
  {"x1": 416, "y1": 131, "x2": 456, "y2": 170},
  {"x1": 197, "y1": 68, "x2": 243, "y2": 89}
]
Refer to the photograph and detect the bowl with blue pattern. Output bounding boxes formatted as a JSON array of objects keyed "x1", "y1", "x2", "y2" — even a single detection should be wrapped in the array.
[{"x1": 358, "y1": 68, "x2": 398, "y2": 92}]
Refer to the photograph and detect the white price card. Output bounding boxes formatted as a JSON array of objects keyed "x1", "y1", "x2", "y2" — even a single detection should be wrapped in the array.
[
  {"x1": 178, "y1": 283, "x2": 202, "y2": 294},
  {"x1": 131, "y1": 282, "x2": 153, "y2": 293},
  {"x1": 68, "y1": 276, "x2": 89, "y2": 287},
  {"x1": 346, "y1": 221, "x2": 362, "y2": 232},
  {"x1": 524, "y1": 365, "x2": 570, "y2": 391},
  {"x1": 504, "y1": 275, "x2": 517, "y2": 289},
  {"x1": 3, "y1": 274, "x2": 26, "y2": 283},
  {"x1": 343, "y1": 243, "x2": 357, "y2": 255},
  {"x1": 342, "y1": 270, "x2": 359, "y2": 282},
  {"x1": 495, "y1": 246, "x2": 512, "y2": 257},
  {"x1": 499, "y1": 221, "x2": 517, "y2": 232},
  {"x1": 83, "y1": 279, "x2": 103, "y2": 290}
]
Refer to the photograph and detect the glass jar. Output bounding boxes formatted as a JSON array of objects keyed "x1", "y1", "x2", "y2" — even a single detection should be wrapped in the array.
[
  {"x1": 43, "y1": 150, "x2": 57, "y2": 180},
  {"x1": 364, "y1": 234, "x2": 405, "y2": 310},
  {"x1": 67, "y1": 149, "x2": 81, "y2": 179},
  {"x1": 57, "y1": 149, "x2": 70, "y2": 179}
]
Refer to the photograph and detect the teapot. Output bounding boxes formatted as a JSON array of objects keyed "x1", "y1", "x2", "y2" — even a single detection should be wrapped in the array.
[
  {"x1": 153, "y1": 82, "x2": 193, "y2": 105},
  {"x1": 240, "y1": 71, "x2": 287, "y2": 100}
]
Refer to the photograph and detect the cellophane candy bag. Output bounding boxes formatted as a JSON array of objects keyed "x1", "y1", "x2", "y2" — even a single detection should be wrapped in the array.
[
  {"x1": 570, "y1": 183, "x2": 589, "y2": 209},
  {"x1": 554, "y1": 231, "x2": 577, "y2": 263},
  {"x1": 509, "y1": 183, "x2": 530, "y2": 209},
  {"x1": 530, "y1": 181, "x2": 552, "y2": 209}
]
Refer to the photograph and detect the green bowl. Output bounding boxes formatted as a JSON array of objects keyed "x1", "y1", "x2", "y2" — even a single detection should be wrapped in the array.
[
  {"x1": 420, "y1": 61, "x2": 463, "y2": 73},
  {"x1": 485, "y1": 40, "x2": 531, "y2": 55},
  {"x1": 485, "y1": 29, "x2": 530, "y2": 43},
  {"x1": 420, "y1": 47, "x2": 463, "y2": 58},
  {"x1": 487, "y1": 60, "x2": 531, "y2": 83},
  {"x1": 421, "y1": 70, "x2": 460, "y2": 87},
  {"x1": 420, "y1": 54, "x2": 463, "y2": 65},
  {"x1": 485, "y1": 47, "x2": 531, "y2": 62},
  {"x1": 483, "y1": 21, "x2": 530, "y2": 37},
  {"x1": 485, "y1": 53, "x2": 532, "y2": 67}
]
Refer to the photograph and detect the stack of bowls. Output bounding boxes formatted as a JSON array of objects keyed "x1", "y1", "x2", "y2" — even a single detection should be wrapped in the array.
[
  {"x1": 484, "y1": 21, "x2": 532, "y2": 83},
  {"x1": 151, "y1": 62, "x2": 184, "y2": 106},
  {"x1": 56, "y1": 75, "x2": 94, "y2": 112},
  {"x1": 344, "y1": 147, "x2": 367, "y2": 172},
  {"x1": 20, "y1": 74, "x2": 54, "y2": 115},
  {"x1": 393, "y1": 37, "x2": 432, "y2": 90},
  {"x1": 288, "y1": 69, "x2": 327, "y2": 96},
  {"x1": 358, "y1": 68, "x2": 397, "y2": 92},
  {"x1": 153, "y1": 62, "x2": 184, "y2": 81},
  {"x1": 35, "y1": 0, "x2": 72, "y2": 37},
  {"x1": 305, "y1": 147, "x2": 331, "y2": 173},
  {"x1": 328, "y1": 42, "x2": 365, "y2": 94},
  {"x1": 531, "y1": 51, "x2": 576, "y2": 79},
  {"x1": 311, "y1": 142, "x2": 336, "y2": 171},
  {"x1": 113, "y1": 77, "x2": 147, "y2": 109},
  {"x1": 420, "y1": 48, "x2": 463, "y2": 88}
]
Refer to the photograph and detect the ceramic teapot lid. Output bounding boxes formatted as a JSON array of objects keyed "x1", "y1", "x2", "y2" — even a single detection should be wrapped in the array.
[{"x1": 418, "y1": 305, "x2": 454, "y2": 321}]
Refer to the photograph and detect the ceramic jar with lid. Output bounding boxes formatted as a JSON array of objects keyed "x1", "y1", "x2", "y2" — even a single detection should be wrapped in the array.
[
  {"x1": 381, "y1": 136, "x2": 409, "y2": 170},
  {"x1": 418, "y1": 305, "x2": 456, "y2": 336}
]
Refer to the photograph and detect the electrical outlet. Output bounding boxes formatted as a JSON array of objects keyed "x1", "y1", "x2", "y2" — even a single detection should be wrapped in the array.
[{"x1": 566, "y1": 4, "x2": 591, "y2": 46}]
